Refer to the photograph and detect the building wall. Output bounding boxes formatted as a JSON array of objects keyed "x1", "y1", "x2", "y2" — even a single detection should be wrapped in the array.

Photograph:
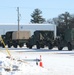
[{"x1": 0, "y1": 24, "x2": 56, "y2": 38}]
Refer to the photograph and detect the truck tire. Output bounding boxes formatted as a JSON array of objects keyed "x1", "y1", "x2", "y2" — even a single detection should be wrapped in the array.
[
  {"x1": 7, "y1": 42, "x2": 11, "y2": 48},
  {"x1": 57, "y1": 41, "x2": 63, "y2": 50},
  {"x1": 58, "y1": 44, "x2": 63, "y2": 50},
  {"x1": 67, "y1": 42, "x2": 72, "y2": 51},
  {"x1": 58, "y1": 46, "x2": 63, "y2": 50},
  {"x1": 48, "y1": 43, "x2": 53, "y2": 49},
  {"x1": 13, "y1": 44, "x2": 17, "y2": 48},
  {"x1": 29, "y1": 45, "x2": 32, "y2": 49},
  {"x1": 40, "y1": 44, "x2": 44, "y2": 48},
  {"x1": 8, "y1": 44, "x2": 11, "y2": 48},
  {"x1": 26, "y1": 42, "x2": 29, "y2": 47},
  {"x1": 19, "y1": 43, "x2": 24, "y2": 48},
  {"x1": 36, "y1": 45, "x2": 40, "y2": 49},
  {"x1": 36, "y1": 41, "x2": 40, "y2": 49},
  {"x1": 2, "y1": 44, "x2": 5, "y2": 48}
]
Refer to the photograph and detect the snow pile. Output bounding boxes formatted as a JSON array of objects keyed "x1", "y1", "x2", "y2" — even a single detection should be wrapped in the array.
[
  {"x1": 1, "y1": 48, "x2": 74, "y2": 75},
  {"x1": 0, "y1": 52, "x2": 50, "y2": 75},
  {"x1": 14, "y1": 63, "x2": 49, "y2": 75}
]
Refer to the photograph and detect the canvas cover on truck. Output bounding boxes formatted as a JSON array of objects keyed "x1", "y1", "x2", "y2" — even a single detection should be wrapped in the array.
[{"x1": 12, "y1": 31, "x2": 31, "y2": 40}]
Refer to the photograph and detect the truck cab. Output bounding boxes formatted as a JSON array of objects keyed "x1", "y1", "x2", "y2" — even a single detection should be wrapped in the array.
[{"x1": 57, "y1": 28, "x2": 74, "y2": 50}]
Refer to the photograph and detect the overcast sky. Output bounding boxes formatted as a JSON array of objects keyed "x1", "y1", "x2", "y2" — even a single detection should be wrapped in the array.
[{"x1": 0, "y1": 0, "x2": 74, "y2": 24}]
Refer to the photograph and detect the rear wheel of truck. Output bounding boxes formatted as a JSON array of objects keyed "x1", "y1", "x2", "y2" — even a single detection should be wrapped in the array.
[
  {"x1": 36, "y1": 41, "x2": 40, "y2": 49},
  {"x1": 26, "y1": 42, "x2": 29, "y2": 48},
  {"x1": 13, "y1": 44, "x2": 17, "y2": 48},
  {"x1": 58, "y1": 46, "x2": 63, "y2": 50},
  {"x1": 29, "y1": 45, "x2": 32, "y2": 49},
  {"x1": 19, "y1": 43, "x2": 24, "y2": 48},
  {"x1": 36, "y1": 45, "x2": 40, "y2": 49},
  {"x1": 7, "y1": 42, "x2": 12, "y2": 48},
  {"x1": 57, "y1": 41, "x2": 63, "y2": 50},
  {"x1": 8, "y1": 44, "x2": 11, "y2": 48},
  {"x1": 2, "y1": 44, "x2": 5, "y2": 48},
  {"x1": 40, "y1": 44, "x2": 44, "y2": 48},
  {"x1": 67, "y1": 42, "x2": 72, "y2": 51},
  {"x1": 58, "y1": 44, "x2": 63, "y2": 50},
  {"x1": 48, "y1": 43, "x2": 53, "y2": 49}
]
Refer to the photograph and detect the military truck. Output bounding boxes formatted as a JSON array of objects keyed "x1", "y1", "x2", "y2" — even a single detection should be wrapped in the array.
[
  {"x1": 0, "y1": 24, "x2": 74, "y2": 50},
  {"x1": 57, "y1": 28, "x2": 74, "y2": 51},
  {"x1": 0, "y1": 24, "x2": 56, "y2": 48},
  {"x1": 26, "y1": 30, "x2": 54, "y2": 49},
  {"x1": 0, "y1": 31, "x2": 31, "y2": 48},
  {"x1": 26, "y1": 27, "x2": 74, "y2": 51}
]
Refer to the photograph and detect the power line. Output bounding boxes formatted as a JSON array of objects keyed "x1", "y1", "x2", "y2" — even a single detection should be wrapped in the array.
[{"x1": 0, "y1": 6, "x2": 74, "y2": 10}]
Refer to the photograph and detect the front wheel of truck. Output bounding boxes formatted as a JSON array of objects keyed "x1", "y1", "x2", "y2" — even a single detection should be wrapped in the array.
[
  {"x1": 67, "y1": 42, "x2": 72, "y2": 51},
  {"x1": 36, "y1": 41, "x2": 40, "y2": 49}
]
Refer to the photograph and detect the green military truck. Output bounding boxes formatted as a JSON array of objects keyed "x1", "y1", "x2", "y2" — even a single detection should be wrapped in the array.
[
  {"x1": 26, "y1": 30, "x2": 54, "y2": 49},
  {"x1": 57, "y1": 28, "x2": 74, "y2": 51},
  {"x1": 0, "y1": 24, "x2": 74, "y2": 50},
  {"x1": 26, "y1": 28, "x2": 74, "y2": 51},
  {"x1": 0, "y1": 31, "x2": 31, "y2": 48}
]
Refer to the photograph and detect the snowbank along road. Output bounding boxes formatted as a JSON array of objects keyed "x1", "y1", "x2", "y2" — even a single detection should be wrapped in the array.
[{"x1": 0, "y1": 47, "x2": 74, "y2": 75}]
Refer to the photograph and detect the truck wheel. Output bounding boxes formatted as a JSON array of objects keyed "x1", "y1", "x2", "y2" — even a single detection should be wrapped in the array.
[
  {"x1": 58, "y1": 47, "x2": 63, "y2": 50},
  {"x1": 13, "y1": 44, "x2": 17, "y2": 48},
  {"x1": 36, "y1": 45, "x2": 40, "y2": 49},
  {"x1": 2, "y1": 44, "x2": 5, "y2": 48},
  {"x1": 41, "y1": 44, "x2": 44, "y2": 48},
  {"x1": 29, "y1": 45, "x2": 32, "y2": 49},
  {"x1": 8, "y1": 44, "x2": 11, "y2": 48},
  {"x1": 48, "y1": 43, "x2": 53, "y2": 49},
  {"x1": 26, "y1": 43, "x2": 29, "y2": 47},
  {"x1": 67, "y1": 43, "x2": 72, "y2": 51},
  {"x1": 7, "y1": 42, "x2": 11, "y2": 48},
  {"x1": 58, "y1": 44, "x2": 63, "y2": 50},
  {"x1": 19, "y1": 44, "x2": 24, "y2": 47},
  {"x1": 36, "y1": 41, "x2": 40, "y2": 49}
]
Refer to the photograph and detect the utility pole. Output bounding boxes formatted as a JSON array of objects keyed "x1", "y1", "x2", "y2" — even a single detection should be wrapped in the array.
[
  {"x1": 17, "y1": 7, "x2": 20, "y2": 32},
  {"x1": 17, "y1": 7, "x2": 20, "y2": 39}
]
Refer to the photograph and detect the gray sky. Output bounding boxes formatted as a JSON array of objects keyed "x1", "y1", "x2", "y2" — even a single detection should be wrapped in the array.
[{"x1": 0, "y1": 0, "x2": 74, "y2": 24}]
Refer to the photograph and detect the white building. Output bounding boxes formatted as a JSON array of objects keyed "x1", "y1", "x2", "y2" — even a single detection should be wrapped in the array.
[{"x1": 0, "y1": 23, "x2": 56, "y2": 38}]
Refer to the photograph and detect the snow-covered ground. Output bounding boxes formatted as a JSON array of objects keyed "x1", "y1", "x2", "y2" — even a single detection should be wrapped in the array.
[{"x1": 0, "y1": 47, "x2": 74, "y2": 75}]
